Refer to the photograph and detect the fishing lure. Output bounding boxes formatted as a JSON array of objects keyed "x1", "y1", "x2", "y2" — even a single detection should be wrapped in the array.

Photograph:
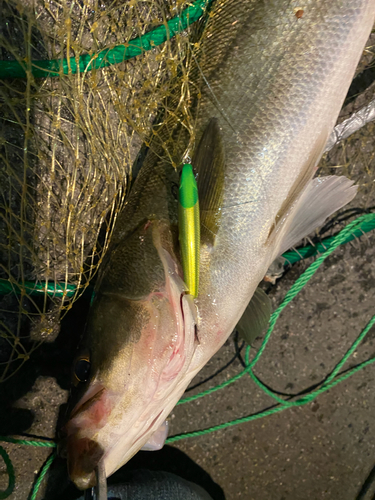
[{"x1": 178, "y1": 163, "x2": 200, "y2": 297}]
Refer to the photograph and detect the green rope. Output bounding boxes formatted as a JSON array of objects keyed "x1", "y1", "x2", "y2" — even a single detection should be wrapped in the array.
[
  {"x1": 0, "y1": 438, "x2": 56, "y2": 499},
  {"x1": 282, "y1": 213, "x2": 375, "y2": 264},
  {"x1": 29, "y1": 452, "x2": 56, "y2": 500},
  {"x1": 0, "y1": 436, "x2": 56, "y2": 448},
  {"x1": 0, "y1": 0, "x2": 211, "y2": 79},
  {"x1": 169, "y1": 213, "x2": 375, "y2": 433},
  {"x1": 166, "y1": 347, "x2": 375, "y2": 444},
  {"x1": 0, "y1": 279, "x2": 77, "y2": 298},
  {"x1": 0, "y1": 278, "x2": 87, "y2": 298},
  {"x1": 0, "y1": 213, "x2": 374, "y2": 498},
  {"x1": 166, "y1": 334, "x2": 375, "y2": 445}
]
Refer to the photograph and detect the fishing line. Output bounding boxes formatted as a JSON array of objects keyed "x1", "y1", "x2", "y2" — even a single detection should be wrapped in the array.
[
  {"x1": 0, "y1": 213, "x2": 374, "y2": 499},
  {"x1": 190, "y1": 51, "x2": 240, "y2": 141}
]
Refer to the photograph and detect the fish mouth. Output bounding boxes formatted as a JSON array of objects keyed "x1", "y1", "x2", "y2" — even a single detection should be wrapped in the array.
[
  {"x1": 66, "y1": 436, "x2": 105, "y2": 490},
  {"x1": 60, "y1": 383, "x2": 109, "y2": 489},
  {"x1": 64, "y1": 410, "x2": 162, "y2": 489}
]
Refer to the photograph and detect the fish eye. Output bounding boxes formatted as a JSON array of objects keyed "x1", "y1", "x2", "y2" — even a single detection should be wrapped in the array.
[{"x1": 73, "y1": 353, "x2": 91, "y2": 385}]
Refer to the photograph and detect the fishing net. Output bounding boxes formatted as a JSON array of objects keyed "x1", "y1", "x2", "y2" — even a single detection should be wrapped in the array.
[
  {"x1": 0, "y1": 0, "x2": 374, "y2": 385},
  {"x1": 319, "y1": 32, "x2": 375, "y2": 211},
  {"x1": 0, "y1": 0, "x2": 200, "y2": 381}
]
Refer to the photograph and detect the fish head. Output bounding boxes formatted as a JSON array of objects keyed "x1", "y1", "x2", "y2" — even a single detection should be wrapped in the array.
[{"x1": 61, "y1": 222, "x2": 197, "y2": 489}]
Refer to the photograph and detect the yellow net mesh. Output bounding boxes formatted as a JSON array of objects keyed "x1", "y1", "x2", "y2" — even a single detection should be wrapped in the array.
[
  {"x1": 319, "y1": 33, "x2": 375, "y2": 211},
  {"x1": 0, "y1": 1, "x2": 374, "y2": 383},
  {"x1": 0, "y1": 0, "x2": 198, "y2": 381}
]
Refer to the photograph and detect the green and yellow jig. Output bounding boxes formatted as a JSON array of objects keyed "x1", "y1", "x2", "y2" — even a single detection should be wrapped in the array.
[{"x1": 178, "y1": 164, "x2": 200, "y2": 298}]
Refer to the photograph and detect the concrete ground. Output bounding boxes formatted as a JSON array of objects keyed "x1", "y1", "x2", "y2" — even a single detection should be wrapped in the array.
[{"x1": 1, "y1": 30, "x2": 375, "y2": 500}]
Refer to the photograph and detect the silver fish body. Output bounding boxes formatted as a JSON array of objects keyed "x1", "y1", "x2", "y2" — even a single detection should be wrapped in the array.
[
  {"x1": 192, "y1": 0, "x2": 375, "y2": 369},
  {"x1": 64, "y1": 0, "x2": 375, "y2": 489}
]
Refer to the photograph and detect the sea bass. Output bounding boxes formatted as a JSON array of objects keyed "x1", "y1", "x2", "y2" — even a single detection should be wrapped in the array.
[{"x1": 63, "y1": 0, "x2": 375, "y2": 489}]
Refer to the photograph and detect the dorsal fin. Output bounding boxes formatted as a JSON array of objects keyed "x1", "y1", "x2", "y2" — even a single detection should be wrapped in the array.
[{"x1": 193, "y1": 118, "x2": 225, "y2": 246}]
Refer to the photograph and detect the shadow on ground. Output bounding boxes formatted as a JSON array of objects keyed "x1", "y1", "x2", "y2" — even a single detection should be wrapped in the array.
[
  {"x1": 0, "y1": 291, "x2": 90, "y2": 441},
  {"x1": 43, "y1": 446, "x2": 225, "y2": 500}
]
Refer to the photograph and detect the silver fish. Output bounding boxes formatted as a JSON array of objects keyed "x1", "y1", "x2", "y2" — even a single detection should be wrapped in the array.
[{"x1": 63, "y1": 0, "x2": 375, "y2": 489}]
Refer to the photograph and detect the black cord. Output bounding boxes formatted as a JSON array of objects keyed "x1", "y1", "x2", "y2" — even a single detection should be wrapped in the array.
[{"x1": 356, "y1": 462, "x2": 375, "y2": 500}]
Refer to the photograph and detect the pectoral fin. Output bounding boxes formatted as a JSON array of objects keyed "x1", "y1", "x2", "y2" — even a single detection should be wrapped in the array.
[
  {"x1": 193, "y1": 118, "x2": 225, "y2": 246},
  {"x1": 272, "y1": 176, "x2": 357, "y2": 258},
  {"x1": 141, "y1": 420, "x2": 169, "y2": 451},
  {"x1": 237, "y1": 288, "x2": 272, "y2": 345}
]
